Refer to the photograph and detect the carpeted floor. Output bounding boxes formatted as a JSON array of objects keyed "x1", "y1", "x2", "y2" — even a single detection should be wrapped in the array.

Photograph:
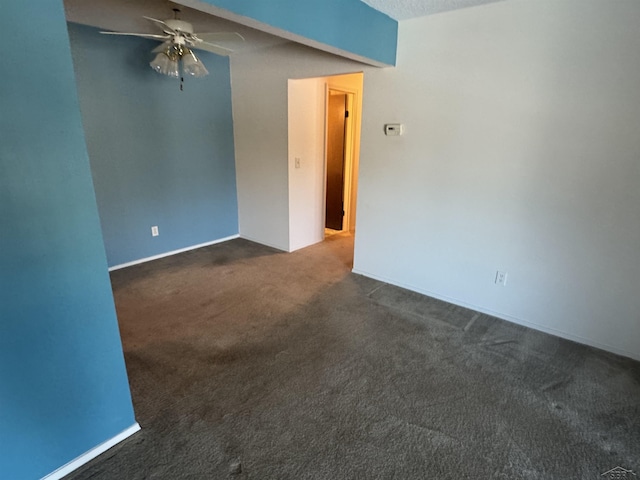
[{"x1": 66, "y1": 233, "x2": 640, "y2": 479}]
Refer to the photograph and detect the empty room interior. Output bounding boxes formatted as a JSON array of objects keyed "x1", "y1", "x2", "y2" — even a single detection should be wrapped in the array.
[{"x1": 2, "y1": 0, "x2": 639, "y2": 479}]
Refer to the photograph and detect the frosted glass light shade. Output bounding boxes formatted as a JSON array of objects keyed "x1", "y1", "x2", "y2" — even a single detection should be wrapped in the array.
[
  {"x1": 182, "y1": 50, "x2": 209, "y2": 78},
  {"x1": 150, "y1": 52, "x2": 179, "y2": 78}
]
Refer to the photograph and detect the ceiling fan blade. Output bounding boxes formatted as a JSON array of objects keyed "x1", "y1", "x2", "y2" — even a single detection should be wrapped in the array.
[
  {"x1": 194, "y1": 32, "x2": 245, "y2": 43},
  {"x1": 100, "y1": 31, "x2": 171, "y2": 40},
  {"x1": 143, "y1": 16, "x2": 177, "y2": 34},
  {"x1": 192, "y1": 41, "x2": 235, "y2": 56}
]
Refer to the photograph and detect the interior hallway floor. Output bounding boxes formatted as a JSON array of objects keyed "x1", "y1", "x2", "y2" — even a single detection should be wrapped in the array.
[{"x1": 66, "y1": 233, "x2": 640, "y2": 479}]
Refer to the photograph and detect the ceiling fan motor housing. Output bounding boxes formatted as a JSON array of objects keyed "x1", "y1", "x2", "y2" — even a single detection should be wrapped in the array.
[{"x1": 164, "y1": 19, "x2": 194, "y2": 34}]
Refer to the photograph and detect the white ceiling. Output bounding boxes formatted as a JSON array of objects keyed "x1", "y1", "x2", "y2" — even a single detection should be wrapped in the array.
[{"x1": 360, "y1": 0, "x2": 507, "y2": 20}]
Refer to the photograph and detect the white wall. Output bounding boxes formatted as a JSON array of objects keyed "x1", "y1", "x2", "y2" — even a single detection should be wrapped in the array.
[
  {"x1": 229, "y1": 50, "x2": 289, "y2": 250},
  {"x1": 231, "y1": 44, "x2": 367, "y2": 251},
  {"x1": 353, "y1": 0, "x2": 640, "y2": 359},
  {"x1": 288, "y1": 77, "x2": 326, "y2": 251}
]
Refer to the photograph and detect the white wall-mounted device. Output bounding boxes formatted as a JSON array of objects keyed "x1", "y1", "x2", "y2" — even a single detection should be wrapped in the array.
[{"x1": 384, "y1": 124, "x2": 403, "y2": 136}]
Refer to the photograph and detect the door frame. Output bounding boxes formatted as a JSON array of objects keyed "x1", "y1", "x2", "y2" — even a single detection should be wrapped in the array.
[{"x1": 323, "y1": 83, "x2": 359, "y2": 234}]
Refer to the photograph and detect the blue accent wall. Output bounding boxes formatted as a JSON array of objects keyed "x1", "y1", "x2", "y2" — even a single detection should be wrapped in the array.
[
  {"x1": 200, "y1": 0, "x2": 398, "y2": 66},
  {"x1": 67, "y1": 23, "x2": 239, "y2": 268},
  {"x1": 0, "y1": 3, "x2": 135, "y2": 480}
]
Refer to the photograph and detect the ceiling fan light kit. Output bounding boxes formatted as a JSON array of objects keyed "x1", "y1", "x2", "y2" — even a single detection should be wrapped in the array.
[
  {"x1": 182, "y1": 49, "x2": 209, "y2": 78},
  {"x1": 150, "y1": 45, "x2": 208, "y2": 78},
  {"x1": 150, "y1": 50, "x2": 180, "y2": 78}
]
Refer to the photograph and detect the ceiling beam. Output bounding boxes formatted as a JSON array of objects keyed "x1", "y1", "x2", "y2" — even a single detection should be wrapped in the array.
[{"x1": 175, "y1": 0, "x2": 398, "y2": 67}]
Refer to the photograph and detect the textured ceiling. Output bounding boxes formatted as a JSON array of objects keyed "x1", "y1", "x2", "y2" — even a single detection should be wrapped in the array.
[{"x1": 360, "y1": 0, "x2": 507, "y2": 20}]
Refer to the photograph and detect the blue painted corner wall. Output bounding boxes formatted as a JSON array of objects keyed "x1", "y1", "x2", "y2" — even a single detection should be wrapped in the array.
[
  {"x1": 198, "y1": 0, "x2": 398, "y2": 66},
  {"x1": 68, "y1": 23, "x2": 239, "y2": 268},
  {"x1": 0, "y1": 3, "x2": 136, "y2": 480}
]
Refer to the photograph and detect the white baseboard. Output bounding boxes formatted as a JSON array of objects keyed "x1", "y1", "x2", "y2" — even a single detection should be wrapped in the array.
[
  {"x1": 351, "y1": 268, "x2": 639, "y2": 362},
  {"x1": 41, "y1": 423, "x2": 141, "y2": 480},
  {"x1": 108, "y1": 235, "x2": 240, "y2": 271}
]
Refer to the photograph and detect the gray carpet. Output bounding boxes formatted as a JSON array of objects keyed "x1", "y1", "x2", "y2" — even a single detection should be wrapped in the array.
[{"x1": 66, "y1": 233, "x2": 640, "y2": 479}]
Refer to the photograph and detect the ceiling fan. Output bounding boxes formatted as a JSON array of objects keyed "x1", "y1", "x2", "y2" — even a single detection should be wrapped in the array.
[{"x1": 100, "y1": 9, "x2": 244, "y2": 80}]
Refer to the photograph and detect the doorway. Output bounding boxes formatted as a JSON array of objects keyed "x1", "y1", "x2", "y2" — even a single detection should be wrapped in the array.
[
  {"x1": 286, "y1": 72, "x2": 363, "y2": 253},
  {"x1": 325, "y1": 91, "x2": 348, "y2": 232},
  {"x1": 323, "y1": 78, "x2": 361, "y2": 240}
]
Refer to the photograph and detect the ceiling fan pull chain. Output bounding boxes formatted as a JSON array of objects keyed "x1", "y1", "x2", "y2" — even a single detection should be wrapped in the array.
[{"x1": 180, "y1": 76, "x2": 184, "y2": 91}]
